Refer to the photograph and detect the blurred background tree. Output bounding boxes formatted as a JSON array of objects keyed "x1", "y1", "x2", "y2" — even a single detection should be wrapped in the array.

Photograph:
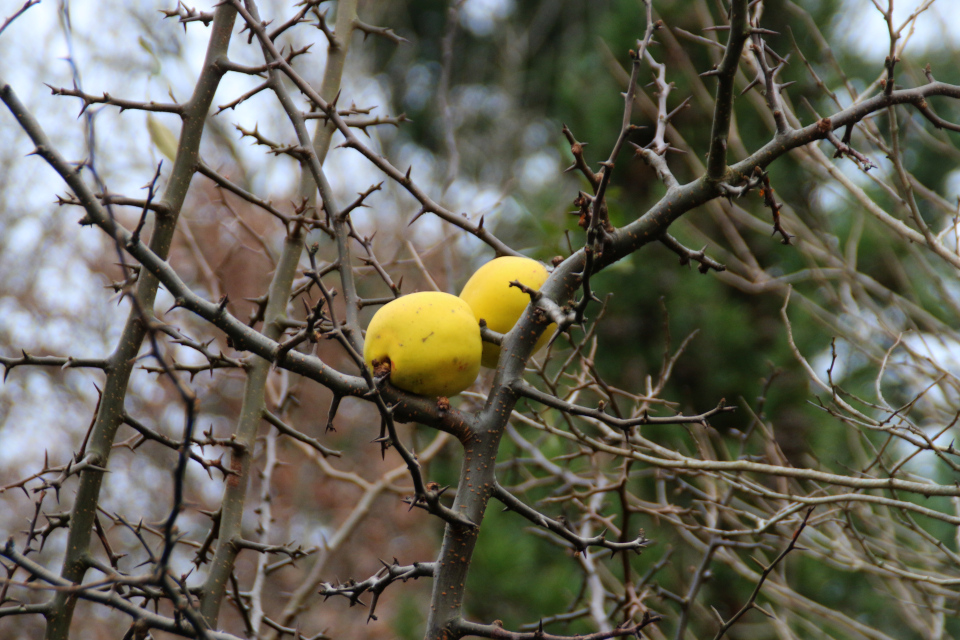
[{"x1": 2, "y1": 1, "x2": 960, "y2": 639}]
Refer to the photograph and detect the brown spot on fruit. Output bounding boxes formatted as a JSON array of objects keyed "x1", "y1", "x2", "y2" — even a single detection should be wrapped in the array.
[{"x1": 372, "y1": 357, "x2": 392, "y2": 378}]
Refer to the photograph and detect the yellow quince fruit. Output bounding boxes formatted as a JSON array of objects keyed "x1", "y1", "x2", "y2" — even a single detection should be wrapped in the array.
[
  {"x1": 363, "y1": 291, "x2": 482, "y2": 397},
  {"x1": 459, "y1": 256, "x2": 556, "y2": 368}
]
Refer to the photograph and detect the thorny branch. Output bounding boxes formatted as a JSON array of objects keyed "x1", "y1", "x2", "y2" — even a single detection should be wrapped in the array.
[
  {"x1": 318, "y1": 561, "x2": 436, "y2": 621},
  {"x1": 3, "y1": 1, "x2": 960, "y2": 640}
]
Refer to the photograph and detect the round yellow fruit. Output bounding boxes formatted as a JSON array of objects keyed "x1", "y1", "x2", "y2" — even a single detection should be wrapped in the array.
[
  {"x1": 363, "y1": 291, "x2": 482, "y2": 397},
  {"x1": 459, "y1": 256, "x2": 556, "y2": 368}
]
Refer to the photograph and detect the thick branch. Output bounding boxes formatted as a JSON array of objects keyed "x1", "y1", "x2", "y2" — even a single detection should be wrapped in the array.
[{"x1": 706, "y1": 0, "x2": 750, "y2": 178}]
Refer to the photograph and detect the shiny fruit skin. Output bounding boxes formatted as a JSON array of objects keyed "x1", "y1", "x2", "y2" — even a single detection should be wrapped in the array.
[
  {"x1": 459, "y1": 256, "x2": 555, "y2": 368},
  {"x1": 363, "y1": 291, "x2": 482, "y2": 397}
]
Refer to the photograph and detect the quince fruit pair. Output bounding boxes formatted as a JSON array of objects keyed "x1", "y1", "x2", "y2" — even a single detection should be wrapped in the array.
[{"x1": 363, "y1": 257, "x2": 553, "y2": 397}]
